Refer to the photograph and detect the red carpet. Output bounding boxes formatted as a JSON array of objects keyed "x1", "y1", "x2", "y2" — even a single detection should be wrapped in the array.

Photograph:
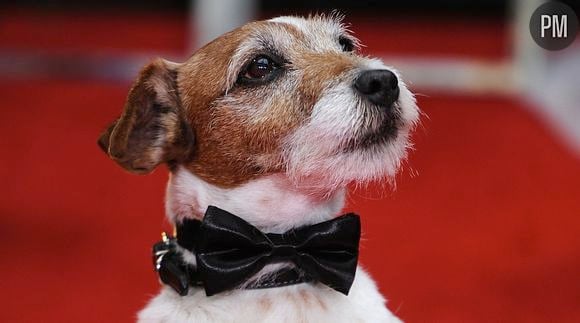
[
  {"x1": 1, "y1": 10, "x2": 579, "y2": 323},
  {"x1": 1, "y1": 80, "x2": 579, "y2": 322}
]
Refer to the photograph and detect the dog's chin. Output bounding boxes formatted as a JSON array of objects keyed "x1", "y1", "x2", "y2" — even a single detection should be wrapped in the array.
[
  {"x1": 285, "y1": 125, "x2": 411, "y2": 194},
  {"x1": 344, "y1": 123, "x2": 410, "y2": 178},
  {"x1": 345, "y1": 110, "x2": 402, "y2": 152}
]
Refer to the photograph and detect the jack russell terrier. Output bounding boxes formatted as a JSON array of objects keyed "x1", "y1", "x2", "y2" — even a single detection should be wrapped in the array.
[{"x1": 99, "y1": 14, "x2": 419, "y2": 323}]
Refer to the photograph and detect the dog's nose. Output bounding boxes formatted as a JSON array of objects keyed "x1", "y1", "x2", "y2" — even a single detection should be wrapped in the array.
[{"x1": 354, "y1": 70, "x2": 399, "y2": 107}]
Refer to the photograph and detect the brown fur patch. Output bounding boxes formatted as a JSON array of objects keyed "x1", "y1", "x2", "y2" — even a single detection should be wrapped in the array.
[
  {"x1": 176, "y1": 22, "x2": 309, "y2": 187},
  {"x1": 177, "y1": 22, "x2": 275, "y2": 186}
]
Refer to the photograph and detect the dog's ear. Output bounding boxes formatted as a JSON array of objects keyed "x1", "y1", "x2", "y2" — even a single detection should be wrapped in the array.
[{"x1": 98, "y1": 58, "x2": 194, "y2": 174}]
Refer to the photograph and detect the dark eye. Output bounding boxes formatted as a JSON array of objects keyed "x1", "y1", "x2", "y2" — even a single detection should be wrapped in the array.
[
  {"x1": 243, "y1": 55, "x2": 277, "y2": 80},
  {"x1": 339, "y1": 36, "x2": 354, "y2": 52}
]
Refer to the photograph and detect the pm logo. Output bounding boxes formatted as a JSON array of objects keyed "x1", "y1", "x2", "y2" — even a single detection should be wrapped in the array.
[
  {"x1": 530, "y1": 1, "x2": 578, "y2": 50},
  {"x1": 541, "y1": 14, "x2": 568, "y2": 38}
]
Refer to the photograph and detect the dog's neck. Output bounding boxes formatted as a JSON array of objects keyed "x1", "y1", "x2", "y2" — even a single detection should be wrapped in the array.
[{"x1": 166, "y1": 166, "x2": 346, "y2": 233}]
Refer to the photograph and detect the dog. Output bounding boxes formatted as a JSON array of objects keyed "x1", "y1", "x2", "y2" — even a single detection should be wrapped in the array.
[{"x1": 98, "y1": 14, "x2": 419, "y2": 323}]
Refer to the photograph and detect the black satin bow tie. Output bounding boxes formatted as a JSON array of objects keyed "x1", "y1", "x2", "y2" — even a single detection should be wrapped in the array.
[{"x1": 153, "y1": 206, "x2": 361, "y2": 297}]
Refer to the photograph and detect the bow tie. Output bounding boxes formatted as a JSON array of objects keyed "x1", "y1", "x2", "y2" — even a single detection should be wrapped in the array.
[{"x1": 154, "y1": 206, "x2": 361, "y2": 297}]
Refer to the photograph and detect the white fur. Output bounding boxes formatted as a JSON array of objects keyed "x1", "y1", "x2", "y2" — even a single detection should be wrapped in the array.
[
  {"x1": 165, "y1": 166, "x2": 345, "y2": 233},
  {"x1": 139, "y1": 268, "x2": 401, "y2": 323}
]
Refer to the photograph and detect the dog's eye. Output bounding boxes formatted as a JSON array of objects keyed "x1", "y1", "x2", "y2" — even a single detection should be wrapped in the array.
[
  {"x1": 339, "y1": 36, "x2": 354, "y2": 52},
  {"x1": 243, "y1": 55, "x2": 277, "y2": 80}
]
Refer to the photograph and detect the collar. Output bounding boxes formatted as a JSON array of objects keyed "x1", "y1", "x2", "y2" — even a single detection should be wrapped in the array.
[{"x1": 152, "y1": 205, "x2": 360, "y2": 296}]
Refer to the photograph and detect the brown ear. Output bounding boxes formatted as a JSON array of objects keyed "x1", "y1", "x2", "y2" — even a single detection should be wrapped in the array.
[{"x1": 98, "y1": 58, "x2": 194, "y2": 174}]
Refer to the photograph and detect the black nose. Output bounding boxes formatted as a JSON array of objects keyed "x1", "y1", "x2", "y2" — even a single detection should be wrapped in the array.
[{"x1": 354, "y1": 70, "x2": 399, "y2": 107}]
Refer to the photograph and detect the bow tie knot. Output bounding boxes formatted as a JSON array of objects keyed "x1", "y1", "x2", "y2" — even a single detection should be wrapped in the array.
[{"x1": 269, "y1": 242, "x2": 299, "y2": 260}]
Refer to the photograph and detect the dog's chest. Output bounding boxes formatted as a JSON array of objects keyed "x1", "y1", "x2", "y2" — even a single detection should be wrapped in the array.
[{"x1": 137, "y1": 268, "x2": 401, "y2": 323}]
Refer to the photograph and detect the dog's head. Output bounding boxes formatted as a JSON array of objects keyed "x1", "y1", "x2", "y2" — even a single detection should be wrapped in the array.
[{"x1": 98, "y1": 15, "x2": 419, "y2": 192}]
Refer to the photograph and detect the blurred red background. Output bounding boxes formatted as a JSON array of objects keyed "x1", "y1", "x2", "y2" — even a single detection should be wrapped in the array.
[{"x1": 1, "y1": 3, "x2": 579, "y2": 322}]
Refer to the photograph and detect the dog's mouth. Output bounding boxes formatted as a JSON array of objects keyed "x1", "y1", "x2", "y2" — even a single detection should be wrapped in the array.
[{"x1": 343, "y1": 106, "x2": 402, "y2": 151}]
